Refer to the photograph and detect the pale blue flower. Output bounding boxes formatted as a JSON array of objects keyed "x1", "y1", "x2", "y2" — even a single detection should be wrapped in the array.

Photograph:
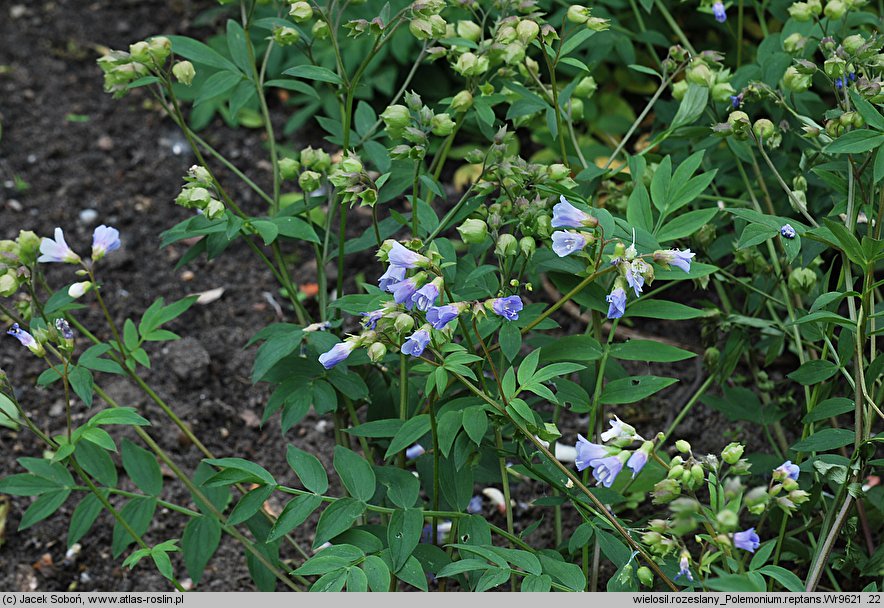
[
  {"x1": 552, "y1": 196, "x2": 595, "y2": 228},
  {"x1": 774, "y1": 460, "x2": 800, "y2": 481},
  {"x1": 551, "y1": 230, "x2": 587, "y2": 257},
  {"x1": 712, "y1": 1, "x2": 726, "y2": 22},
  {"x1": 91, "y1": 225, "x2": 121, "y2": 261},
  {"x1": 733, "y1": 528, "x2": 760, "y2": 552},
  {"x1": 675, "y1": 553, "x2": 693, "y2": 582},
  {"x1": 626, "y1": 450, "x2": 648, "y2": 478},
  {"x1": 405, "y1": 444, "x2": 425, "y2": 459},
  {"x1": 411, "y1": 280, "x2": 440, "y2": 311},
  {"x1": 605, "y1": 287, "x2": 627, "y2": 319},
  {"x1": 625, "y1": 260, "x2": 646, "y2": 297},
  {"x1": 7, "y1": 323, "x2": 36, "y2": 349},
  {"x1": 467, "y1": 495, "x2": 483, "y2": 514},
  {"x1": 318, "y1": 341, "x2": 356, "y2": 369},
  {"x1": 401, "y1": 328, "x2": 431, "y2": 357},
  {"x1": 600, "y1": 415, "x2": 637, "y2": 443},
  {"x1": 361, "y1": 309, "x2": 384, "y2": 330},
  {"x1": 655, "y1": 249, "x2": 695, "y2": 273},
  {"x1": 378, "y1": 265, "x2": 406, "y2": 291},
  {"x1": 387, "y1": 241, "x2": 428, "y2": 269},
  {"x1": 427, "y1": 304, "x2": 460, "y2": 330},
  {"x1": 575, "y1": 434, "x2": 609, "y2": 472},
  {"x1": 780, "y1": 224, "x2": 796, "y2": 239},
  {"x1": 590, "y1": 455, "x2": 623, "y2": 488},
  {"x1": 490, "y1": 295, "x2": 523, "y2": 321},
  {"x1": 38, "y1": 228, "x2": 80, "y2": 264},
  {"x1": 389, "y1": 277, "x2": 421, "y2": 308}
]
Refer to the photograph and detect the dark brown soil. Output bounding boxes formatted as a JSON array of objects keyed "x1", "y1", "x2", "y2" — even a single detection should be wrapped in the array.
[{"x1": 0, "y1": 0, "x2": 752, "y2": 593}]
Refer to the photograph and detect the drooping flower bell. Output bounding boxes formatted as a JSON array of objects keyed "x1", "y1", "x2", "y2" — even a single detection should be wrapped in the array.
[
  {"x1": 653, "y1": 249, "x2": 695, "y2": 273},
  {"x1": 575, "y1": 434, "x2": 611, "y2": 472},
  {"x1": 605, "y1": 282, "x2": 627, "y2": 319},
  {"x1": 410, "y1": 277, "x2": 444, "y2": 312},
  {"x1": 712, "y1": 1, "x2": 727, "y2": 22},
  {"x1": 675, "y1": 551, "x2": 694, "y2": 582},
  {"x1": 626, "y1": 441, "x2": 654, "y2": 478},
  {"x1": 780, "y1": 224, "x2": 796, "y2": 239},
  {"x1": 601, "y1": 415, "x2": 640, "y2": 444},
  {"x1": 378, "y1": 265, "x2": 406, "y2": 291}
]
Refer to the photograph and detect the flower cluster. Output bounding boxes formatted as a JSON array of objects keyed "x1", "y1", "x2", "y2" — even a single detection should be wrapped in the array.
[
  {"x1": 0, "y1": 230, "x2": 41, "y2": 298},
  {"x1": 381, "y1": 91, "x2": 455, "y2": 161},
  {"x1": 318, "y1": 240, "x2": 523, "y2": 369},
  {"x1": 98, "y1": 37, "x2": 174, "y2": 98},
  {"x1": 175, "y1": 165, "x2": 225, "y2": 220},
  {"x1": 574, "y1": 416, "x2": 654, "y2": 487},
  {"x1": 671, "y1": 51, "x2": 738, "y2": 105}
]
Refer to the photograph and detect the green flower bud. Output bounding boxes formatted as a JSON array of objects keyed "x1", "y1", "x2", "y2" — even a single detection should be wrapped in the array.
[
  {"x1": 823, "y1": 0, "x2": 846, "y2": 19},
  {"x1": 567, "y1": 5, "x2": 590, "y2": 23},
  {"x1": 298, "y1": 170, "x2": 322, "y2": 193},
  {"x1": 672, "y1": 80, "x2": 688, "y2": 101},
  {"x1": 716, "y1": 509, "x2": 739, "y2": 531},
  {"x1": 367, "y1": 342, "x2": 387, "y2": 363},
  {"x1": 652, "y1": 478, "x2": 681, "y2": 504},
  {"x1": 431, "y1": 112, "x2": 456, "y2": 136},
  {"x1": 409, "y1": 18, "x2": 434, "y2": 40},
  {"x1": 289, "y1": 1, "x2": 313, "y2": 22},
  {"x1": 686, "y1": 62, "x2": 714, "y2": 88},
  {"x1": 17, "y1": 230, "x2": 41, "y2": 265},
  {"x1": 787, "y1": 1, "x2": 816, "y2": 20},
  {"x1": 381, "y1": 104, "x2": 411, "y2": 131},
  {"x1": 843, "y1": 34, "x2": 865, "y2": 54},
  {"x1": 824, "y1": 57, "x2": 846, "y2": 78},
  {"x1": 279, "y1": 157, "x2": 301, "y2": 181},
  {"x1": 712, "y1": 82, "x2": 737, "y2": 102},
  {"x1": 495, "y1": 233, "x2": 518, "y2": 257},
  {"x1": 745, "y1": 487, "x2": 770, "y2": 515},
  {"x1": 454, "y1": 52, "x2": 489, "y2": 76},
  {"x1": 675, "y1": 440, "x2": 691, "y2": 454},
  {"x1": 0, "y1": 272, "x2": 18, "y2": 297},
  {"x1": 753, "y1": 118, "x2": 775, "y2": 141},
  {"x1": 574, "y1": 76, "x2": 598, "y2": 98},
  {"x1": 783, "y1": 66, "x2": 812, "y2": 92},
  {"x1": 451, "y1": 90, "x2": 473, "y2": 113},
  {"x1": 147, "y1": 36, "x2": 171, "y2": 64},
  {"x1": 394, "y1": 313, "x2": 415, "y2": 333},
  {"x1": 172, "y1": 60, "x2": 196, "y2": 85},
  {"x1": 783, "y1": 33, "x2": 806, "y2": 53},
  {"x1": 205, "y1": 199, "x2": 225, "y2": 220},
  {"x1": 535, "y1": 214, "x2": 552, "y2": 238},
  {"x1": 704, "y1": 346, "x2": 720, "y2": 370},
  {"x1": 637, "y1": 566, "x2": 654, "y2": 587},
  {"x1": 585, "y1": 17, "x2": 610, "y2": 31},
  {"x1": 789, "y1": 489, "x2": 810, "y2": 506},
  {"x1": 547, "y1": 163, "x2": 570, "y2": 181},
  {"x1": 428, "y1": 15, "x2": 447, "y2": 37},
  {"x1": 690, "y1": 464, "x2": 705, "y2": 488},
  {"x1": 721, "y1": 442, "x2": 744, "y2": 464},
  {"x1": 457, "y1": 218, "x2": 488, "y2": 244},
  {"x1": 516, "y1": 19, "x2": 539, "y2": 43},
  {"x1": 312, "y1": 20, "x2": 330, "y2": 39},
  {"x1": 456, "y1": 20, "x2": 482, "y2": 42},
  {"x1": 502, "y1": 42, "x2": 526, "y2": 65},
  {"x1": 129, "y1": 41, "x2": 151, "y2": 63},
  {"x1": 519, "y1": 236, "x2": 536, "y2": 259},
  {"x1": 273, "y1": 26, "x2": 301, "y2": 46},
  {"x1": 497, "y1": 25, "x2": 517, "y2": 44},
  {"x1": 667, "y1": 464, "x2": 685, "y2": 480},
  {"x1": 568, "y1": 97, "x2": 584, "y2": 121},
  {"x1": 300, "y1": 147, "x2": 331, "y2": 172},
  {"x1": 788, "y1": 267, "x2": 817, "y2": 293}
]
